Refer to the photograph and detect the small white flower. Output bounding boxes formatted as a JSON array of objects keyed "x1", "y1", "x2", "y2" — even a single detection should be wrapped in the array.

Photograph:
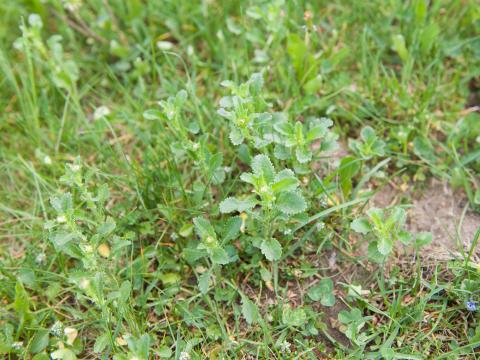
[
  {"x1": 12, "y1": 341, "x2": 23, "y2": 350},
  {"x1": 28, "y1": 14, "x2": 43, "y2": 28},
  {"x1": 43, "y1": 155, "x2": 52, "y2": 165},
  {"x1": 51, "y1": 321, "x2": 63, "y2": 337},
  {"x1": 280, "y1": 340, "x2": 291, "y2": 353},
  {"x1": 316, "y1": 222, "x2": 325, "y2": 232},
  {"x1": 179, "y1": 351, "x2": 190, "y2": 360},
  {"x1": 224, "y1": 166, "x2": 232, "y2": 173},
  {"x1": 171, "y1": 232, "x2": 179, "y2": 240},
  {"x1": 56, "y1": 215, "x2": 66, "y2": 223},
  {"x1": 283, "y1": 228, "x2": 292, "y2": 235},
  {"x1": 70, "y1": 164, "x2": 81, "y2": 172},
  {"x1": 94, "y1": 105, "x2": 111, "y2": 120},
  {"x1": 35, "y1": 252, "x2": 46, "y2": 264}
]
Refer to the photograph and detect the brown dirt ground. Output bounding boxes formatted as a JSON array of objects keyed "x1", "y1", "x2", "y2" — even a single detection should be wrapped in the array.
[
  {"x1": 371, "y1": 179, "x2": 480, "y2": 260},
  {"x1": 324, "y1": 142, "x2": 479, "y2": 260}
]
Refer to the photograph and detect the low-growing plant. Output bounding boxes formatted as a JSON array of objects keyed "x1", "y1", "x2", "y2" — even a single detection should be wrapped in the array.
[
  {"x1": 218, "y1": 73, "x2": 274, "y2": 148},
  {"x1": 273, "y1": 116, "x2": 338, "y2": 172},
  {"x1": 219, "y1": 154, "x2": 306, "y2": 261},
  {"x1": 14, "y1": 14, "x2": 79, "y2": 92},
  {"x1": 43, "y1": 158, "x2": 150, "y2": 357},
  {"x1": 349, "y1": 126, "x2": 386, "y2": 161},
  {"x1": 351, "y1": 206, "x2": 432, "y2": 263}
]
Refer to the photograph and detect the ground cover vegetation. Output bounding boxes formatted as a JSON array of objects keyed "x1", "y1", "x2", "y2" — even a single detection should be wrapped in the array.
[{"x1": 1, "y1": 0, "x2": 480, "y2": 358}]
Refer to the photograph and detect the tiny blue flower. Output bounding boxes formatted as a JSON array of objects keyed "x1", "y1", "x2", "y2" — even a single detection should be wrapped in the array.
[{"x1": 466, "y1": 300, "x2": 477, "y2": 311}]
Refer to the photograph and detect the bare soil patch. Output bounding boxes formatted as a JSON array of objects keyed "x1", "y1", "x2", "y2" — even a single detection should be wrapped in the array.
[{"x1": 372, "y1": 179, "x2": 480, "y2": 260}]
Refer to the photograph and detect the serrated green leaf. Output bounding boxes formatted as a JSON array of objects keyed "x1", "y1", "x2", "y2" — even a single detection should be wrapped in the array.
[
  {"x1": 219, "y1": 197, "x2": 239, "y2": 214},
  {"x1": 229, "y1": 126, "x2": 244, "y2": 145},
  {"x1": 193, "y1": 217, "x2": 216, "y2": 240},
  {"x1": 413, "y1": 136, "x2": 436, "y2": 162},
  {"x1": 360, "y1": 126, "x2": 376, "y2": 142},
  {"x1": 241, "y1": 294, "x2": 259, "y2": 325},
  {"x1": 260, "y1": 238, "x2": 282, "y2": 261},
  {"x1": 273, "y1": 144, "x2": 291, "y2": 160},
  {"x1": 277, "y1": 191, "x2": 306, "y2": 215},
  {"x1": 93, "y1": 332, "x2": 110, "y2": 353},
  {"x1": 211, "y1": 247, "x2": 230, "y2": 265},
  {"x1": 377, "y1": 236, "x2": 393, "y2": 256},
  {"x1": 351, "y1": 218, "x2": 371, "y2": 234},
  {"x1": 306, "y1": 124, "x2": 327, "y2": 142},
  {"x1": 251, "y1": 154, "x2": 275, "y2": 183},
  {"x1": 221, "y1": 216, "x2": 242, "y2": 242},
  {"x1": 182, "y1": 247, "x2": 207, "y2": 263},
  {"x1": 198, "y1": 270, "x2": 211, "y2": 294},
  {"x1": 272, "y1": 177, "x2": 299, "y2": 193},
  {"x1": 367, "y1": 241, "x2": 387, "y2": 263},
  {"x1": 389, "y1": 207, "x2": 406, "y2": 226},
  {"x1": 219, "y1": 197, "x2": 256, "y2": 213},
  {"x1": 295, "y1": 147, "x2": 312, "y2": 163},
  {"x1": 239, "y1": 172, "x2": 255, "y2": 184}
]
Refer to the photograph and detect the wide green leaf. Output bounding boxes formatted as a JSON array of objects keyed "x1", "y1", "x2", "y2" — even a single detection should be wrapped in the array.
[
  {"x1": 377, "y1": 236, "x2": 393, "y2": 256},
  {"x1": 198, "y1": 270, "x2": 211, "y2": 294},
  {"x1": 271, "y1": 177, "x2": 299, "y2": 193},
  {"x1": 219, "y1": 197, "x2": 256, "y2": 213},
  {"x1": 307, "y1": 278, "x2": 335, "y2": 307},
  {"x1": 251, "y1": 154, "x2": 275, "y2": 183},
  {"x1": 277, "y1": 191, "x2": 307, "y2": 215},
  {"x1": 241, "y1": 294, "x2": 259, "y2": 325},
  {"x1": 221, "y1": 216, "x2": 242, "y2": 242},
  {"x1": 351, "y1": 218, "x2": 372, "y2": 234},
  {"x1": 210, "y1": 247, "x2": 230, "y2": 265},
  {"x1": 260, "y1": 238, "x2": 282, "y2": 261},
  {"x1": 193, "y1": 217, "x2": 216, "y2": 240}
]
